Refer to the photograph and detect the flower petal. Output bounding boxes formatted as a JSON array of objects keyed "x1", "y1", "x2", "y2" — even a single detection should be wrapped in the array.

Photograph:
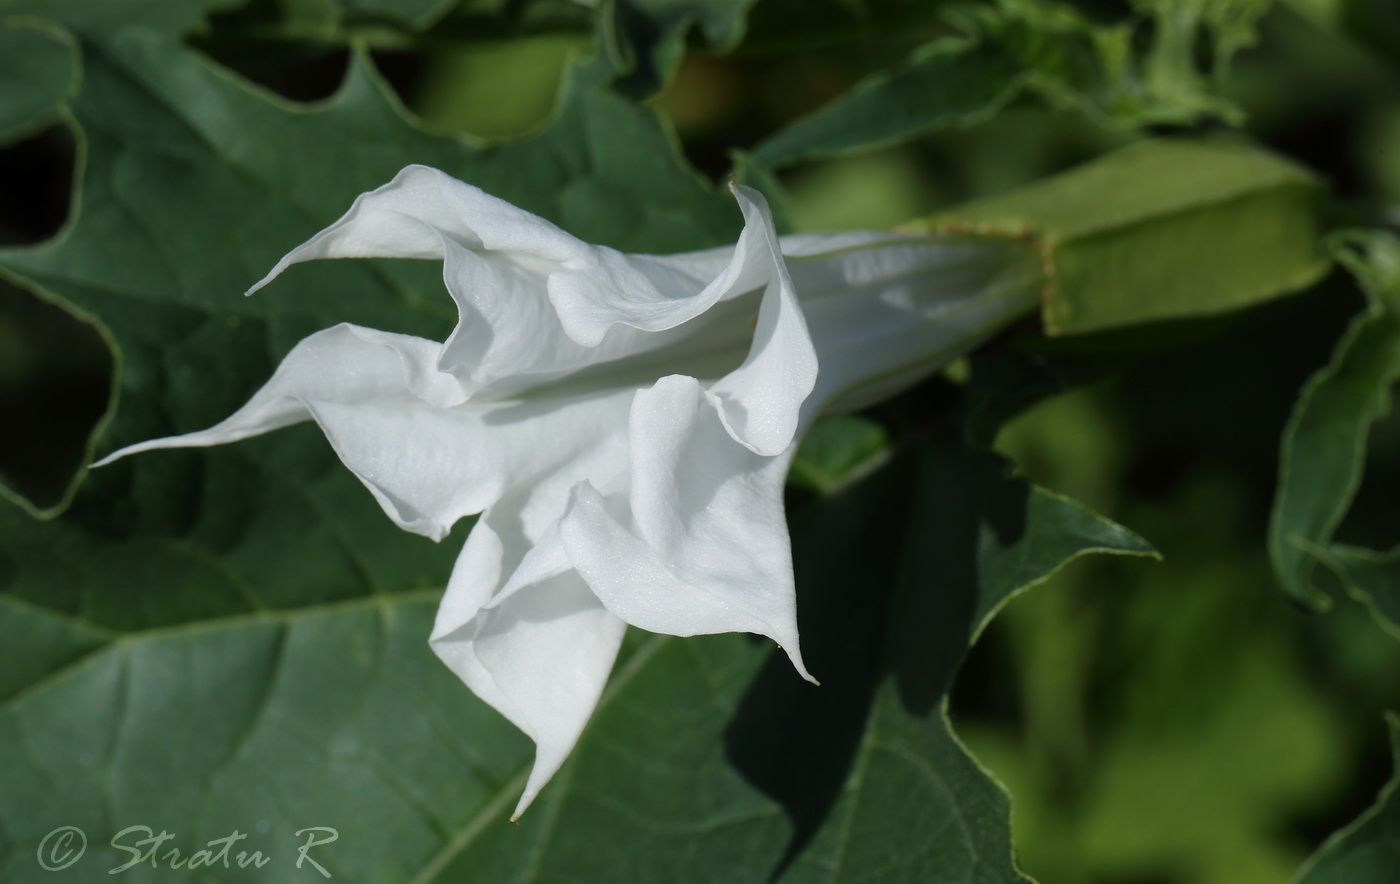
[
  {"x1": 559, "y1": 374, "x2": 813, "y2": 682},
  {"x1": 248, "y1": 167, "x2": 817, "y2": 409},
  {"x1": 704, "y1": 185, "x2": 818, "y2": 457},
  {"x1": 99, "y1": 321, "x2": 635, "y2": 543},
  {"x1": 245, "y1": 166, "x2": 678, "y2": 389},
  {"x1": 790, "y1": 233, "x2": 1043, "y2": 414},
  {"x1": 430, "y1": 565, "x2": 626, "y2": 820},
  {"x1": 301, "y1": 388, "x2": 632, "y2": 541},
  {"x1": 92, "y1": 323, "x2": 466, "y2": 466},
  {"x1": 247, "y1": 165, "x2": 591, "y2": 283},
  {"x1": 431, "y1": 514, "x2": 624, "y2": 820}
]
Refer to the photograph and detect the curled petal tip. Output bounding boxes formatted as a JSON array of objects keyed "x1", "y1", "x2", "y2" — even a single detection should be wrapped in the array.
[
  {"x1": 89, "y1": 438, "x2": 165, "y2": 469},
  {"x1": 510, "y1": 790, "x2": 538, "y2": 823},
  {"x1": 244, "y1": 269, "x2": 279, "y2": 296},
  {"x1": 783, "y1": 645, "x2": 819, "y2": 686}
]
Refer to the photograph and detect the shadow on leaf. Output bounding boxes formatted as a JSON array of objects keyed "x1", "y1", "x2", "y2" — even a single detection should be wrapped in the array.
[{"x1": 725, "y1": 427, "x2": 1034, "y2": 881}]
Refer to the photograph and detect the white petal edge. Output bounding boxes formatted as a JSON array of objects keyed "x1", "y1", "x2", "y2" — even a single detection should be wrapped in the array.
[
  {"x1": 703, "y1": 184, "x2": 818, "y2": 457},
  {"x1": 96, "y1": 324, "x2": 635, "y2": 544},
  {"x1": 431, "y1": 563, "x2": 626, "y2": 821},
  {"x1": 91, "y1": 324, "x2": 465, "y2": 467},
  {"x1": 245, "y1": 167, "x2": 820, "y2": 415}
]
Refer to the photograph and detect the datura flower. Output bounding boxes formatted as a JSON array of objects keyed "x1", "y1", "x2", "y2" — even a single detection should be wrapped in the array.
[{"x1": 96, "y1": 165, "x2": 1041, "y2": 819}]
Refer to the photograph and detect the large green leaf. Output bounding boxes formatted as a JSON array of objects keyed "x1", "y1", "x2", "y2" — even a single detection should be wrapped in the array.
[
  {"x1": 0, "y1": 443, "x2": 492, "y2": 882},
  {"x1": 1, "y1": 422, "x2": 1154, "y2": 882},
  {"x1": 1295, "y1": 713, "x2": 1400, "y2": 883},
  {"x1": 920, "y1": 137, "x2": 1328, "y2": 335},
  {"x1": 1270, "y1": 230, "x2": 1400, "y2": 610},
  {"x1": 0, "y1": 19, "x2": 78, "y2": 143}
]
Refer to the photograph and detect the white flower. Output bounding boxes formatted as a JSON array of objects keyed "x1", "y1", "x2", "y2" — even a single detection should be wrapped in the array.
[{"x1": 96, "y1": 166, "x2": 1040, "y2": 818}]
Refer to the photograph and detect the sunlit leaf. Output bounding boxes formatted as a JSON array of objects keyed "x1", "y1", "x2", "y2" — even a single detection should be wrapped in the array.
[{"x1": 921, "y1": 138, "x2": 1328, "y2": 335}]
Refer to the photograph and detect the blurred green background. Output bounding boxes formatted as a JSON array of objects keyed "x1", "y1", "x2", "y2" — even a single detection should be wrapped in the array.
[{"x1": 2, "y1": 1, "x2": 1399, "y2": 881}]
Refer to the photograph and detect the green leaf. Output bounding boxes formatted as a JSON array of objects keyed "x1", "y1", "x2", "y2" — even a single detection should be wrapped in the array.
[
  {"x1": 0, "y1": 276, "x2": 112, "y2": 517},
  {"x1": 1129, "y1": 0, "x2": 1273, "y2": 117},
  {"x1": 930, "y1": 435, "x2": 1160, "y2": 634},
  {"x1": 749, "y1": 0, "x2": 1275, "y2": 170},
  {"x1": 0, "y1": 421, "x2": 1160, "y2": 882},
  {"x1": 0, "y1": 18, "x2": 78, "y2": 144},
  {"x1": 411, "y1": 33, "x2": 589, "y2": 139},
  {"x1": 787, "y1": 415, "x2": 891, "y2": 495},
  {"x1": 1294, "y1": 713, "x2": 1400, "y2": 883},
  {"x1": 0, "y1": 576, "x2": 529, "y2": 882},
  {"x1": 602, "y1": 0, "x2": 755, "y2": 97},
  {"x1": 794, "y1": 435, "x2": 1155, "y2": 882},
  {"x1": 750, "y1": 37, "x2": 1024, "y2": 169},
  {"x1": 1270, "y1": 230, "x2": 1400, "y2": 609},
  {"x1": 227, "y1": 0, "x2": 460, "y2": 42},
  {"x1": 0, "y1": 0, "x2": 244, "y2": 38},
  {"x1": 0, "y1": 420, "x2": 488, "y2": 881},
  {"x1": 1305, "y1": 543, "x2": 1400, "y2": 639},
  {"x1": 918, "y1": 137, "x2": 1329, "y2": 335}
]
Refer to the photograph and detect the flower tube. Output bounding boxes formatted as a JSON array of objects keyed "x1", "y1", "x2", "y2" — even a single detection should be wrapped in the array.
[{"x1": 96, "y1": 165, "x2": 1043, "y2": 817}]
